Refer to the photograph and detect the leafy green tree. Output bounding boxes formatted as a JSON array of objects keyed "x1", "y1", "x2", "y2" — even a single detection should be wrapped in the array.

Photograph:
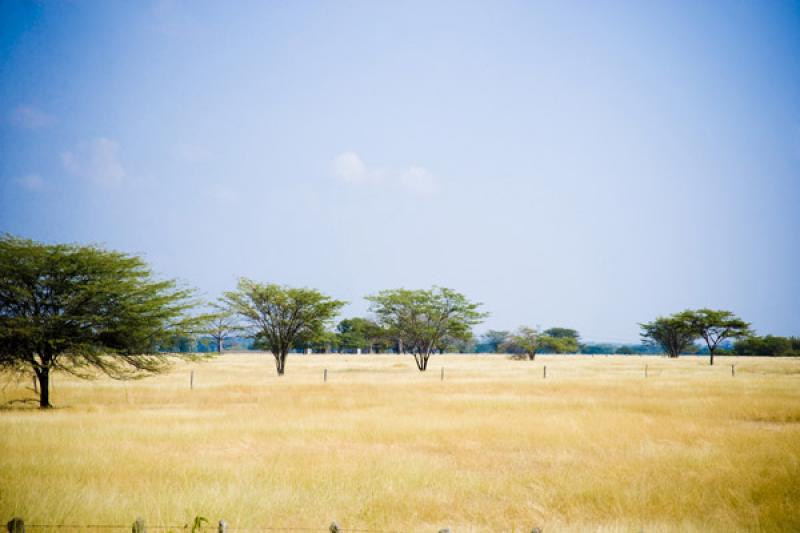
[
  {"x1": 366, "y1": 287, "x2": 487, "y2": 371},
  {"x1": 336, "y1": 317, "x2": 385, "y2": 353},
  {"x1": 502, "y1": 326, "x2": 542, "y2": 360},
  {"x1": 0, "y1": 235, "x2": 200, "y2": 408},
  {"x1": 543, "y1": 327, "x2": 580, "y2": 340},
  {"x1": 202, "y1": 309, "x2": 243, "y2": 353},
  {"x1": 541, "y1": 335, "x2": 580, "y2": 353},
  {"x1": 223, "y1": 279, "x2": 345, "y2": 375},
  {"x1": 528, "y1": 327, "x2": 580, "y2": 353},
  {"x1": 166, "y1": 335, "x2": 197, "y2": 353},
  {"x1": 733, "y1": 335, "x2": 797, "y2": 356},
  {"x1": 640, "y1": 316, "x2": 697, "y2": 358},
  {"x1": 481, "y1": 330, "x2": 509, "y2": 353},
  {"x1": 305, "y1": 329, "x2": 339, "y2": 353},
  {"x1": 677, "y1": 309, "x2": 752, "y2": 366},
  {"x1": 615, "y1": 345, "x2": 636, "y2": 355}
]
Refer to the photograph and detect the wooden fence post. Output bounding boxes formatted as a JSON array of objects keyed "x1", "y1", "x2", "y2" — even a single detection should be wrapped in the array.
[
  {"x1": 324, "y1": 369, "x2": 327, "y2": 382},
  {"x1": 190, "y1": 370, "x2": 194, "y2": 390},
  {"x1": 7, "y1": 518, "x2": 24, "y2": 533},
  {"x1": 132, "y1": 517, "x2": 146, "y2": 533},
  {"x1": 218, "y1": 520, "x2": 228, "y2": 533},
  {"x1": 441, "y1": 367, "x2": 444, "y2": 381},
  {"x1": 732, "y1": 364, "x2": 736, "y2": 377},
  {"x1": 645, "y1": 364, "x2": 648, "y2": 378},
  {"x1": 543, "y1": 365, "x2": 547, "y2": 379}
]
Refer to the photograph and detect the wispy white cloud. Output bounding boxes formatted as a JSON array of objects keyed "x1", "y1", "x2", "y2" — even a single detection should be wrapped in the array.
[
  {"x1": 16, "y1": 174, "x2": 45, "y2": 191},
  {"x1": 62, "y1": 137, "x2": 126, "y2": 187},
  {"x1": 332, "y1": 151, "x2": 371, "y2": 183},
  {"x1": 9, "y1": 105, "x2": 54, "y2": 129},
  {"x1": 331, "y1": 151, "x2": 439, "y2": 197},
  {"x1": 398, "y1": 165, "x2": 439, "y2": 197}
]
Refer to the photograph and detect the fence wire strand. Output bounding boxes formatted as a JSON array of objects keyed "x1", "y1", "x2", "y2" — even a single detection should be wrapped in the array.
[{"x1": 23, "y1": 525, "x2": 395, "y2": 533}]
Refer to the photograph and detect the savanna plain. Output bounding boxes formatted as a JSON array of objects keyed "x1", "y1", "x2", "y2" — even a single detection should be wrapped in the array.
[{"x1": 1, "y1": 354, "x2": 799, "y2": 532}]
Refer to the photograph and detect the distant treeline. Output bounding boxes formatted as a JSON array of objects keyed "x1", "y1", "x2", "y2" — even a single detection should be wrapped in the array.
[
  {"x1": 6, "y1": 235, "x2": 796, "y2": 409},
  {"x1": 175, "y1": 331, "x2": 800, "y2": 357}
]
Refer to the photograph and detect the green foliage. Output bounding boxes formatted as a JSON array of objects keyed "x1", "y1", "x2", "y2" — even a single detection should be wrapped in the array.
[
  {"x1": 676, "y1": 308, "x2": 751, "y2": 365},
  {"x1": 640, "y1": 316, "x2": 698, "y2": 358},
  {"x1": 336, "y1": 317, "x2": 385, "y2": 352},
  {"x1": 543, "y1": 327, "x2": 580, "y2": 340},
  {"x1": 0, "y1": 235, "x2": 201, "y2": 407},
  {"x1": 502, "y1": 326, "x2": 580, "y2": 358},
  {"x1": 190, "y1": 516, "x2": 208, "y2": 533},
  {"x1": 541, "y1": 335, "x2": 579, "y2": 353},
  {"x1": 615, "y1": 345, "x2": 636, "y2": 355},
  {"x1": 222, "y1": 278, "x2": 345, "y2": 375},
  {"x1": 366, "y1": 287, "x2": 487, "y2": 371},
  {"x1": 305, "y1": 329, "x2": 338, "y2": 353},
  {"x1": 579, "y1": 343, "x2": 616, "y2": 354},
  {"x1": 733, "y1": 335, "x2": 800, "y2": 356},
  {"x1": 481, "y1": 330, "x2": 510, "y2": 353},
  {"x1": 502, "y1": 326, "x2": 541, "y2": 360},
  {"x1": 200, "y1": 309, "x2": 244, "y2": 353}
]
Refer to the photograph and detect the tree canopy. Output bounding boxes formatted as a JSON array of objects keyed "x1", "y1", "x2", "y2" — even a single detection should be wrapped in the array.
[
  {"x1": 639, "y1": 316, "x2": 697, "y2": 358},
  {"x1": 336, "y1": 317, "x2": 385, "y2": 352},
  {"x1": 223, "y1": 279, "x2": 345, "y2": 375},
  {"x1": 481, "y1": 330, "x2": 509, "y2": 353},
  {"x1": 677, "y1": 309, "x2": 751, "y2": 365},
  {"x1": 543, "y1": 327, "x2": 580, "y2": 340},
  {"x1": 201, "y1": 309, "x2": 243, "y2": 353},
  {"x1": 366, "y1": 287, "x2": 486, "y2": 371},
  {"x1": 733, "y1": 335, "x2": 800, "y2": 356},
  {"x1": 502, "y1": 326, "x2": 542, "y2": 360},
  {"x1": 0, "y1": 235, "x2": 200, "y2": 407}
]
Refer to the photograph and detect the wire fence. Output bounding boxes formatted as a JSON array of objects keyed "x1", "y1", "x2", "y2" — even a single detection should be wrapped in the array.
[{"x1": 5, "y1": 519, "x2": 418, "y2": 533}]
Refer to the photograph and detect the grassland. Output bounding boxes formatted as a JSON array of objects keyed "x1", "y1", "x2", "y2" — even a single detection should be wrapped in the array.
[{"x1": 1, "y1": 354, "x2": 799, "y2": 532}]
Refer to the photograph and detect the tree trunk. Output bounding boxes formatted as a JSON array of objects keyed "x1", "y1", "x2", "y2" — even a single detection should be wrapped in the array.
[
  {"x1": 528, "y1": 352, "x2": 536, "y2": 361},
  {"x1": 709, "y1": 348, "x2": 715, "y2": 366},
  {"x1": 217, "y1": 336, "x2": 223, "y2": 354},
  {"x1": 275, "y1": 351, "x2": 287, "y2": 376},
  {"x1": 36, "y1": 367, "x2": 51, "y2": 409}
]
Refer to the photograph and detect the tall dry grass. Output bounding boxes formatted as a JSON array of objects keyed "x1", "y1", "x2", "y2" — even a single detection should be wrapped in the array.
[{"x1": 1, "y1": 354, "x2": 799, "y2": 531}]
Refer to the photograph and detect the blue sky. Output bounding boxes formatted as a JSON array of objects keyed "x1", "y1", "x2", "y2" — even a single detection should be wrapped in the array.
[{"x1": 1, "y1": 0, "x2": 799, "y2": 342}]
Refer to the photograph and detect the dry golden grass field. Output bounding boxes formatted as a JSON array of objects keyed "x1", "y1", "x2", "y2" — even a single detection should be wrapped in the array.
[{"x1": 1, "y1": 354, "x2": 799, "y2": 532}]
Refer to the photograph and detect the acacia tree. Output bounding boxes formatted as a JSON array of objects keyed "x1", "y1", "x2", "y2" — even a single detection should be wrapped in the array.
[
  {"x1": 502, "y1": 326, "x2": 542, "y2": 360},
  {"x1": 0, "y1": 236, "x2": 201, "y2": 408},
  {"x1": 223, "y1": 279, "x2": 345, "y2": 375},
  {"x1": 366, "y1": 287, "x2": 486, "y2": 371},
  {"x1": 640, "y1": 316, "x2": 697, "y2": 358},
  {"x1": 678, "y1": 309, "x2": 751, "y2": 366},
  {"x1": 482, "y1": 330, "x2": 509, "y2": 353},
  {"x1": 541, "y1": 327, "x2": 580, "y2": 353},
  {"x1": 203, "y1": 309, "x2": 243, "y2": 353},
  {"x1": 543, "y1": 327, "x2": 580, "y2": 340},
  {"x1": 542, "y1": 335, "x2": 580, "y2": 354}
]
